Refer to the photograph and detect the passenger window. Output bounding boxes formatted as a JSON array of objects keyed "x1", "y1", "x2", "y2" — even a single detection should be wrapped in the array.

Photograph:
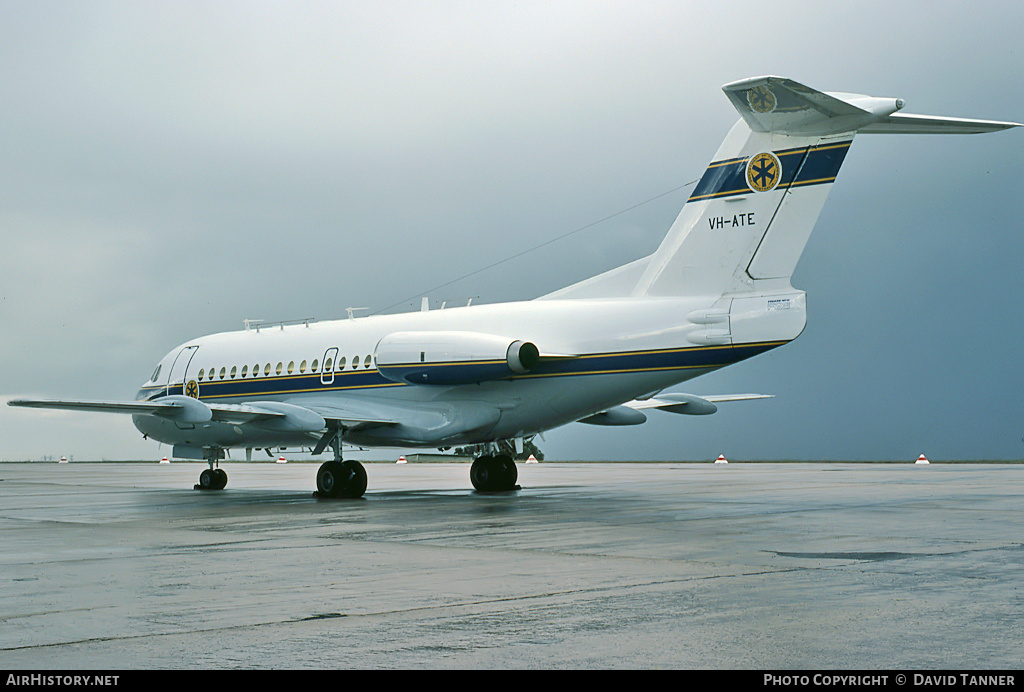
[
  {"x1": 288, "y1": 361, "x2": 295, "y2": 374},
  {"x1": 364, "y1": 355, "x2": 372, "y2": 369},
  {"x1": 352, "y1": 355, "x2": 359, "y2": 369},
  {"x1": 219, "y1": 367, "x2": 226, "y2": 380},
  {"x1": 231, "y1": 366, "x2": 237, "y2": 379},
  {"x1": 253, "y1": 363, "x2": 260, "y2": 376},
  {"x1": 276, "y1": 362, "x2": 283, "y2": 375},
  {"x1": 311, "y1": 359, "x2": 319, "y2": 373},
  {"x1": 198, "y1": 369, "x2": 205, "y2": 381},
  {"x1": 324, "y1": 357, "x2": 333, "y2": 372},
  {"x1": 299, "y1": 360, "x2": 307, "y2": 373},
  {"x1": 241, "y1": 365, "x2": 248, "y2": 378},
  {"x1": 264, "y1": 363, "x2": 271, "y2": 376},
  {"x1": 338, "y1": 356, "x2": 346, "y2": 370}
]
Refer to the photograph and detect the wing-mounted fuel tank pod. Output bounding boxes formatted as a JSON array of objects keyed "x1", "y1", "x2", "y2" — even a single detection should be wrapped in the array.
[{"x1": 374, "y1": 331, "x2": 541, "y2": 385}]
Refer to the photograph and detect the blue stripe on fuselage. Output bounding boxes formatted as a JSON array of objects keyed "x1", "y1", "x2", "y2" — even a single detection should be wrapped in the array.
[{"x1": 135, "y1": 341, "x2": 785, "y2": 402}]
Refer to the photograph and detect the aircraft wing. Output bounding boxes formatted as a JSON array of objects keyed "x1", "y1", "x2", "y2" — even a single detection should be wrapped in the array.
[
  {"x1": 297, "y1": 400, "x2": 402, "y2": 430},
  {"x1": 7, "y1": 397, "x2": 396, "y2": 430},
  {"x1": 625, "y1": 393, "x2": 773, "y2": 415},
  {"x1": 576, "y1": 392, "x2": 773, "y2": 426},
  {"x1": 9, "y1": 397, "x2": 219, "y2": 422}
]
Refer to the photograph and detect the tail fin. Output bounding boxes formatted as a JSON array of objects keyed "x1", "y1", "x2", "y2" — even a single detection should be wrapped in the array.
[
  {"x1": 631, "y1": 76, "x2": 1018, "y2": 298},
  {"x1": 544, "y1": 76, "x2": 1018, "y2": 301}
]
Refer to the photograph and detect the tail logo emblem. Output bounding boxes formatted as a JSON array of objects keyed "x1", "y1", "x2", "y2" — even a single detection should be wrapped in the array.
[
  {"x1": 185, "y1": 380, "x2": 199, "y2": 399},
  {"x1": 747, "y1": 152, "x2": 781, "y2": 193},
  {"x1": 746, "y1": 85, "x2": 777, "y2": 114}
]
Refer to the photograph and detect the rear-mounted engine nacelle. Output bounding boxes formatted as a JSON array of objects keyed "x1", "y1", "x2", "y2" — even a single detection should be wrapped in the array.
[{"x1": 375, "y1": 331, "x2": 540, "y2": 385}]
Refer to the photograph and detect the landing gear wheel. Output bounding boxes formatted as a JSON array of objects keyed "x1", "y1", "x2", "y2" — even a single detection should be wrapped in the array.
[
  {"x1": 497, "y1": 454, "x2": 517, "y2": 488},
  {"x1": 212, "y1": 468, "x2": 228, "y2": 490},
  {"x1": 316, "y1": 460, "x2": 367, "y2": 499},
  {"x1": 470, "y1": 454, "x2": 518, "y2": 492},
  {"x1": 470, "y1": 455, "x2": 491, "y2": 490},
  {"x1": 197, "y1": 468, "x2": 227, "y2": 490}
]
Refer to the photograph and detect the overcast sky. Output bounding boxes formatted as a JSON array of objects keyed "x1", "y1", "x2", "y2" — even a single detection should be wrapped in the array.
[{"x1": 2, "y1": 1, "x2": 1022, "y2": 462}]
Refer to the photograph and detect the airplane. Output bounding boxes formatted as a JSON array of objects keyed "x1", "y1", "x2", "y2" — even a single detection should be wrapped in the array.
[{"x1": 10, "y1": 76, "x2": 1019, "y2": 498}]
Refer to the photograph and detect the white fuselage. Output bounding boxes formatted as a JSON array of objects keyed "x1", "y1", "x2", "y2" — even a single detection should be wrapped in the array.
[{"x1": 131, "y1": 293, "x2": 803, "y2": 451}]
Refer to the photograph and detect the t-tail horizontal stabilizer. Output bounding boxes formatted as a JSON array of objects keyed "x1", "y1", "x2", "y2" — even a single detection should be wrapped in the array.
[{"x1": 723, "y1": 76, "x2": 1021, "y2": 136}]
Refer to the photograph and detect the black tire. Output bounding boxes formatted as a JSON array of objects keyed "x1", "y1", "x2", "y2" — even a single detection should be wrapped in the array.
[
  {"x1": 471, "y1": 455, "x2": 517, "y2": 492},
  {"x1": 199, "y1": 468, "x2": 216, "y2": 490},
  {"x1": 470, "y1": 455, "x2": 494, "y2": 491},
  {"x1": 339, "y1": 460, "x2": 367, "y2": 498},
  {"x1": 497, "y1": 454, "x2": 517, "y2": 489},
  {"x1": 317, "y1": 460, "x2": 367, "y2": 499},
  {"x1": 212, "y1": 468, "x2": 228, "y2": 490}
]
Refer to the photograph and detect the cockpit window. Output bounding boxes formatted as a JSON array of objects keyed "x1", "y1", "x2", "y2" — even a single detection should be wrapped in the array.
[{"x1": 150, "y1": 364, "x2": 162, "y2": 382}]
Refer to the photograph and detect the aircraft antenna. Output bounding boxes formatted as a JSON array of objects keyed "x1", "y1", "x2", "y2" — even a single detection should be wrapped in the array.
[{"x1": 369, "y1": 179, "x2": 697, "y2": 316}]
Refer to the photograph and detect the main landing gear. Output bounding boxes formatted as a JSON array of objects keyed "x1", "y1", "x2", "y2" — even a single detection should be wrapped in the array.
[
  {"x1": 316, "y1": 459, "x2": 367, "y2": 499},
  {"x1": 197, "y1": 467, "x2": 227, "y2": 490},
  {"x1": 313, "y1": 428, "x2": 367, "y2": 499},
  {"x1": 195, "y1": 448, "x2": 228, "y2": 490},
  {"x1": 470, "y1": 453, "x2": 519, "y2": 492}
]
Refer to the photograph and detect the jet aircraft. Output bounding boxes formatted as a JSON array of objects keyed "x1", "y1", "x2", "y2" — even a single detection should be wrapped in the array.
[{"x1": 10, "y1": 76, "x2": 1019, "y2": 497}]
